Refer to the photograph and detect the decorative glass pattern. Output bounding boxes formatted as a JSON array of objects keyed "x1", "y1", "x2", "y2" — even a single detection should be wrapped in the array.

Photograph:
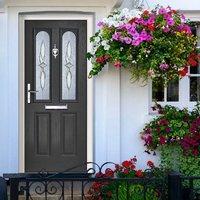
[
  {"x1": 62, "y1": 31, "x2": 76, "y2": 100},
  {"x1": 36, "y1": 31, "x2": 50, "y2": 100}
]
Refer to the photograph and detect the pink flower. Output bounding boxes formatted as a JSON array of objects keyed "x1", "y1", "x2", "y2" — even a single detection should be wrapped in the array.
[
  {"x1": 181, "y1": 14, "x2": 186, "y2": 22},
  {"x1": 124, "y1": 37, "x2": 132, "y2": 44},
  {"x1": 147, "y1": 16, "x2": 155, "y2": 25},
  {"x1": 159, "y1": 8, "x2": 167, "y2": 15},
  {"x1": 146, "y1": 35, "x2": 153, "y2": 41},
  {"x1": 128, "y1": 28, "x2": 137, "y2": 36},
  {"x1": 164, "y1": 13, "x2": 171, "y2": 21},
  {"x1": 140, "y1": 30, "x2": 148, "y2": 40},
  {"x1": 112, "y1": 32, "x2": 121, "y2": 41},
  {"x1": 125, "y1": 23, "x2": 132, "y2": 30},
  {"x1": 159, "y1": 63, "x2": 169, "y2": 71},
  {"x1": 148, "y1": 69, "x2": 155, "y2": 77},
  {"x1": 141, "y1": 133, "x2": 153, "y2": 145},
  {"x1": 163, "y1": 27, "x2": 170, "y2": 33},
  {"x1": 177, "y1": 24, "x2": 192, "y2": 34},
  {"x1": 97, "y1": 21, "x2": 104, "y2": 27},
  {"x1": 167, "y1": 19, "x2": 175, "y2": 26},
  {"x1": 132, "y1": 39, "x2": 141, "y2": 46},
  {"x1": 131, "y1": 32, "x2": 140, "y2": 39}
]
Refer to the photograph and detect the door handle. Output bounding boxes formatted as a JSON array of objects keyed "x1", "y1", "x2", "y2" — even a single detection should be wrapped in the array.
[
  {"x1": 29, "y1": 90, "x2": 39, "y2": 94},
  {"x1": 27, "y1": 83, "x2": 38, "y2": 104},
  {"x1": 45, "y1": 104, "x2": 68, "y2": 110}
]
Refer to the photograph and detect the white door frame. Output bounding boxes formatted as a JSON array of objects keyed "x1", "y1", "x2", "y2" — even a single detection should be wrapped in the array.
[{"x1": 19, "y1": 12, "x2": 94, "y2": 172}]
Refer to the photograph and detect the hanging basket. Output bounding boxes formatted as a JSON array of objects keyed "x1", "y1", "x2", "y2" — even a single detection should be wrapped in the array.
[{"x1": 87, "y1": 6, "x2": 198, "y2": 85}]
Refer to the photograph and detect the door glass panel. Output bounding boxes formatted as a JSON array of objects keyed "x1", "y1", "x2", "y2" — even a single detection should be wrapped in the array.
[
  {"x1": 62, "y1": 31, "x2": 76, "y2": 100},
  {"x1": 35, "y1": 31, "x2": 50, "y2": 100}
]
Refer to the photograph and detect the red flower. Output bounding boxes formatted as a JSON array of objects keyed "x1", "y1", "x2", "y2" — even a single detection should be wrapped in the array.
[
  {"x1": 179, "y1": 66, "x2": 188, "y2": 77},
  {"x1": 105, "y1": 168, "x2": 114, "y2": 177},
  {"x1": 96, "y1": 56, "x2": 105, "y2": 64},
  {"x1": 187, "y1": 53, "x2": 200, "y2": 67},
  {"x1": 130, "y1": 164, "x2": 136, "y2": 170},
  {"x1": 129, "y1": 17, "x2": 137, "y2": 24},
  {"x1": 123, "y1": 169, "x2": 129, "y2": 175},
  {"x1": 135, "y1": 170, "x2": 143, "y2": 177},
  {"x1": 147, "y1": 160, "x2": 155, "y2": 168},
  {"x1": 114, "y1": 60, "x2": 122, "y2": 68},
  {"x1": 122, "y1": 160, "x2": 132, "y2": 168},
  {"x1": 159, "y1": 136, "x2": 166, "y2": 145},
  {"x1": 95, "y1": 172, "x2": 104, "y2": 178},
  {"x1": 158, "y1": 119, "x2": 169, "y2": 126},
  {"x1": 143, "y1": 10, "x2": 150, "y2": 16},
  {"x1": 192, "y1": 149, "x2": 199, "y2": 156},
  {"x1": 188, "y1": 58, "x2": 198, "y2": 67},
  {"x1": 171, "y1": 9, "x2": 177, "y2": 14},
  {"x1": 147, "y1": 24, "x2": 155, "y2": 31}
]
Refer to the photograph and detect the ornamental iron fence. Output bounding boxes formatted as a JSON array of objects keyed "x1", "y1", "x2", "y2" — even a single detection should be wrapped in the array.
[{"x1": 2, "y1": 163, "x2": 200, "y2": 200}]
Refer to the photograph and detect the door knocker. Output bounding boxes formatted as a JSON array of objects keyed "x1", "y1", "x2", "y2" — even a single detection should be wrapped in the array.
[{"x1": 52, "y1": 44, "x2": 59, "y2": 59}]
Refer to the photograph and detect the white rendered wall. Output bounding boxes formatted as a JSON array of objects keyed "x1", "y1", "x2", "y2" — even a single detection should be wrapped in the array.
[
  {"x1": 0, "y1": 8, "x2": 10, "y2": 174},
  {"x1": 148, "y1": 0, "x2": 200, "y2": 10},
  {"x1": 0, "y1": 0, "x2": 122, "y2": 174},
  {"x1": 120, "y1": 0, "x2": 200, "y2": 10},
  {"x1": 117, "y1": 0, "x2": 200, "y2": 169},
  {"x1": 1, "y1": 0, "x2": 200, "y2": 174}
]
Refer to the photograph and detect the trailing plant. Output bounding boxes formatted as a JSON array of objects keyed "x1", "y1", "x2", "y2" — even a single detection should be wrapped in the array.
[
  {"x1": 87, "y1": 6, "x2": 198, "y2": 85},
  {"x1": 159, "y1": 144, "x2": 200, "y2": 188},
  {"x1": 141, "y1": 104, "x2": 192, "y2": 152},
  {"x1": 159, "y1": 144, "x2": 200, "y2": 176},
  {"x1": 141, "y1": 103, "x2": 200, "y2": 181},
  {"x1": 141, "y1": 103, "x2": 200, "y2": 157}
]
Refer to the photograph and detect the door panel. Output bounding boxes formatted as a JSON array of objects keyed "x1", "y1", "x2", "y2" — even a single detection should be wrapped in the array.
[
  {"x1": 60, "y1": 113, "x2": 76, "y2": 155},
  {"x1": 25, "y1": 20, "x2": 87, "y2": 172},
  {"x1": 35, "y1": 113, "x2": 51, "y2": 155}
]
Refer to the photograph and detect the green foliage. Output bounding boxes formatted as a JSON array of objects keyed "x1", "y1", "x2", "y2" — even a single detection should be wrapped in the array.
[
  {"x1": 101, "y1": 182, "x2": 159, "y2": 200},
  {"x1": 141, "y1": 105, "x2": 192, "y2": 151},
  {"x1": 160, "y1": 144, "x2": 200, "y2": 187},
  {"x1": 141, "y1": 104, "x2": 200, "y2": 186}
]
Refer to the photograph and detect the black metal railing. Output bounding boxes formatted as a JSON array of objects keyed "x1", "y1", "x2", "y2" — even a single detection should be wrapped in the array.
[
  {"x1": 6, "y1": 176, "x2": 167, "y2": 200},
  {"x1": 3, "y1": 162, "x2": 167, "y2": 200},
  {"x1": 3, "y1": 163, "x2": 200, "y2": 200},
  {"x1": 168, "y1": 173, "x2": 200, "y2": 200}
]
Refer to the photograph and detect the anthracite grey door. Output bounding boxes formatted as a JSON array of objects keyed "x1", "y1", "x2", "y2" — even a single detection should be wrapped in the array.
[{"x1": 25, "y1": 20, "x2": 87, "y2": 172}]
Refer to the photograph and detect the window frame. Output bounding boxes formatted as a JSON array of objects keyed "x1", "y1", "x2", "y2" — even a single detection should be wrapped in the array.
[{"x1": 149, "y1": 12, "x2": 200, "y2": 114}]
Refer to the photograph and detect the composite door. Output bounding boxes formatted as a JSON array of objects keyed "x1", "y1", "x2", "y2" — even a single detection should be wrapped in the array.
[{"x1": 25, "y1": 20, "x2": 87, "y2": 172}]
